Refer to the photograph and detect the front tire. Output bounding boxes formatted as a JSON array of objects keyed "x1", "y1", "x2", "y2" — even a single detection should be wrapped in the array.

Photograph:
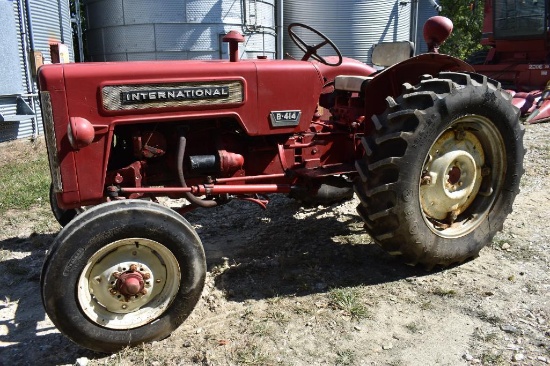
[
  {"x1": 41, "y1": 200, "x2": 206, "y2": 352},
  {"x1": 355, "y1": 72, "x2": 524, "y2": 267}
]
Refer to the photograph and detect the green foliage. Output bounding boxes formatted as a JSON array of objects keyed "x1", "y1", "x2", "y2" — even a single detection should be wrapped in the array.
[{"x1": 439, "y1": 0, "x2": 485, "y2": 59}]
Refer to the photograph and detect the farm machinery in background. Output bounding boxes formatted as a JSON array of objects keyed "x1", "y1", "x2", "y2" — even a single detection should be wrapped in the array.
[
  {"x1": 467, "y1": 0, "x2": 550, "y2": 123},
  {"x1": 38, "y1": 16, "x2": 524, "y2": 352}
]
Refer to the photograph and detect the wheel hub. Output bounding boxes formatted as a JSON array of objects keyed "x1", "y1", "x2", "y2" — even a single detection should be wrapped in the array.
[
  {"x1": 113, "y1": 264, "x2": 150, "y2": 300},
  {"x1": 78, "y1": 238, "x2": 180, "y2": 329},
  {"x1": 420, "y1": 129, "x2": 484, "y2": 221}
]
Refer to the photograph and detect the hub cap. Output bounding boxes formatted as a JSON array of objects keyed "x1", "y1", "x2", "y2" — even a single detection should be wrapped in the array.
[
  {"x1": 419, "y1": 115, "x2": 506, "y2": 238},
  {"x1": 77, "y1": 238, "x2": 180, "y2": 329}
]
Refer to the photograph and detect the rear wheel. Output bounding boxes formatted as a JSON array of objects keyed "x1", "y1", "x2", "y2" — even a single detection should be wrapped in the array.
[
  {"x1": 355, "y1": 72, "x2": 524, "y2": 267},
  {"x1": 41, "y1": 200, "x2": 206, "y2": 352}
]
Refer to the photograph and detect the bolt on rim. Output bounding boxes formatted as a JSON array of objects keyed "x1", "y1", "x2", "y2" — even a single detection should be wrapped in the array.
[
  {"x1": 77, "y1": 238, "x2": 180, "y2": 329},
  {"x1": 419, "y1": 115, "x2": 506, "y2": 238}
]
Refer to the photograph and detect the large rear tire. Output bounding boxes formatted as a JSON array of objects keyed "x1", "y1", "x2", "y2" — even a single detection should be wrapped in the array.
[
  {"x1": 41, "y1": 200, "x2": 206, "y2": 352},
  {"x1": 355, "y1": 72, "x2": 524, "y2": 267}
]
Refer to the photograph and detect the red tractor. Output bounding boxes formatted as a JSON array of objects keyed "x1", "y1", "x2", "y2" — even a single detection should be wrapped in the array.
[
  {"x1": 467, "y1": 0, "x2": 550, "y2": 122},
  {"x1": 38, "y1": 17, "x2": 524, "y2": 352}
]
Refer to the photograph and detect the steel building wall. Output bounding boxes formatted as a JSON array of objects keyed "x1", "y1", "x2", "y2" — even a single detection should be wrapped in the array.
[
  {"x1": 1, "y1": 0, "x2": 32, "y2": 142},
  {"x1": 84, "y1": 0, "x2": 276, "y2": 61},
  {"x1": 414, "y1": 0, "x2": 440, "y2": 55},
  {"x1": 1, "y1": 0, "x2": 73, "y2": 142},
  {"x1": 283, "y1": 0, "x2": 411, "y2": 65}
]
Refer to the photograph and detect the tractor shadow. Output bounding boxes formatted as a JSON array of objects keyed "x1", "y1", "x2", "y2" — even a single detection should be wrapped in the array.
[
  {"x1": 187, "y1": 195, "x2": 438, "y2": 303},
  {"x1": 0, "y1": 195, "x2": 445, "y2": 364},
  {"x1": 0, "y1": 233, "x2": 99, "y2": 364}
]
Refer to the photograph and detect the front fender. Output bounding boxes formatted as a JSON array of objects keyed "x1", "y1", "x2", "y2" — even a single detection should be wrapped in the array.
[{"x1": 364, "y1": 53, "x2": 474, "y2": 118}]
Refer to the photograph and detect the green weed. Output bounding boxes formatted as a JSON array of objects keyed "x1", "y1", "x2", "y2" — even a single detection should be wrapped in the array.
[{"x1": 329, "y1": 287, "x2": 370, "y2": 320}]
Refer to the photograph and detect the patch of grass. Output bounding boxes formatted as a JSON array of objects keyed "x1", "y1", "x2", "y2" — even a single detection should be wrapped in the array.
[
  {"x1": 473, "y1": 327, "x2": 500, "y2": 342},
  {"x1": 480, "y1": 351, "x2": 507, "y2": 365},
  {"x1": 251, "y1": 321, "x2": 270, "y2": 337},
  {"x1": 0, "y1": 153, "x2": 50, "y2": 213},
  {"x1": 420, "y1": 301, "x2": 434, "y2": 310},
  {"x1": 329, "y1": 287, "x2": 370, "y2": 320},
  {"x1": 405, "y1": 322, "x2": 421, "y2": 333},
  {"x1": 431, "y1": 287, "x2": 457, "y2": 297},
  {"x1": 110, "y1": 344, "x2": 156, "y2": 366},
  {"x1": 266, "y1": 310, "x2": 289, "y2": 325},
  {"x1": 235, "y1": 343, "x2": 271, "y2": 365},
  {"x1": 476, "y1": 310, "x2": 502, "y2": 325},
  {"x1": 335, "y1": 349, "x2": 356, "y2": 366}
]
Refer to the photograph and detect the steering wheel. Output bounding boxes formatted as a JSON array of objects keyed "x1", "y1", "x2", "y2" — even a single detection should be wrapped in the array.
[{"x1": 288, "y1": 23, "x2": 343, "y2": 66}]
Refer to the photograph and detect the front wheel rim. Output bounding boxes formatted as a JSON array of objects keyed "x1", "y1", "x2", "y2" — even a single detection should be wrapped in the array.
[
  {"x1": 77, "y1": 238, "x2": 181, "y2": 329},
  {"x1": 419, "y1": 115, "x2": 506, "y2": 238}
]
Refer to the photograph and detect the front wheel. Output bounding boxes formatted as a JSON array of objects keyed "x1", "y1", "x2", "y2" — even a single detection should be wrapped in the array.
[
  {"x1": 41, "y1": 200, "x2": 206, "y2": 352},
  {"x1": 355, "y1": 72, "x2": 524, "y2": 267}
]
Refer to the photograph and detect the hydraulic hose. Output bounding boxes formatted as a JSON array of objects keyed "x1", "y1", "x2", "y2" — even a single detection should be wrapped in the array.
[{"x1": 177, "y1": 135, "x2": 218, "y2": 208}]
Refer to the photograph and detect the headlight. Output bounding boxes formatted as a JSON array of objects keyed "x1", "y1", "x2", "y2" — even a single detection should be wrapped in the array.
[{"x1": 68, "y1": 117, "x2": 95, "y2": 149}]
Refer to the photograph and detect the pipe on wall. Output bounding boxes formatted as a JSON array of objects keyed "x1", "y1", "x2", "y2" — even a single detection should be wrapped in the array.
[
  {"x1": 276, "y1": 0, "x2": 283, "y2": 59},
  {"x1": 17, "y1": 0, "x2": 38, "y2": 138}
]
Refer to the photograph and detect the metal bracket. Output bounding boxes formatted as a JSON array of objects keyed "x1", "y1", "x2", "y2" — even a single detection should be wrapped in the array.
[{"x1": 0, "y1": 96, "x2": 35, "y2": 122}]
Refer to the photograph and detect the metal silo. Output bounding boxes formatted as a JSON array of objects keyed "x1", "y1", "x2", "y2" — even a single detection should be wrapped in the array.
[
  {"x1": 0, "y1": 0, "x2": 73, "y2": 142},
  {"x1": 412, "y1": 0, "x2": 441, "y2": 55},
  {"x1": 283, "y1": 0, "x2": 411, "y2": 65},
  {"x1": 84, "y1": 0, "x2": 277, "y2": 61}
]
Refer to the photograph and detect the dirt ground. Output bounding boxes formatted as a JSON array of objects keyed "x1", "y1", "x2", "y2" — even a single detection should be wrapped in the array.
[{"x1": 0, "y1": 123, "x2": 549, "y2": 366}]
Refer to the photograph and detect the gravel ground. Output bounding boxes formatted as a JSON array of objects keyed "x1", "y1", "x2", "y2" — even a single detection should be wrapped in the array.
[{"x1": 0, "y1": 122, "x2": 548, "y2": 366}]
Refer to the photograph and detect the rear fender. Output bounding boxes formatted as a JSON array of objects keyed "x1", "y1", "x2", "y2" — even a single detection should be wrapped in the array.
[{"x1": 363, "y1": 53, "x2": 475, "y2": 118}]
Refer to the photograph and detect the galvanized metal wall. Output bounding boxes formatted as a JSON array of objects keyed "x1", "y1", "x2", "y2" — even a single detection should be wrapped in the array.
[
  {"x1": 283, "y1": 0, "x2": 411, "y2": 65},
  {"x1": 84, "y1": 0, "x2": 276, "y2": 61},
  {"x1": 0, "y1": 0, "x2": 74, "y2": 142},
  {"x1": 414, "y1": 0, "x2": 440, "y2": 55}
]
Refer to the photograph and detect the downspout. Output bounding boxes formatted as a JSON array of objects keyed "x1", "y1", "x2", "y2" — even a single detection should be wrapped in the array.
[
  {"x1": 74, "y1": 0, "x2": 84, "y2": 61},
  {"x1": 411, "y1": 0, "x2": 418, "y2": 55},
  {"x1": 57, "y1": 0, "x2": 65, "y2": 43},
  {"x1": 17, "y1": 0, "x2": 32, "y2": 95},
  {"x1": 276, "y1": 0, "x2": 283, "y2": 59},
  {"x1": 18, "y1": 0, "x2": 38, "y2": 139}
]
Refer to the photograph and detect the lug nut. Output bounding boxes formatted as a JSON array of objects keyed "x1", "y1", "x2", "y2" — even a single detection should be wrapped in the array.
[{"x1": 421, "y1": 176, "x2": 432, "y2": 185}]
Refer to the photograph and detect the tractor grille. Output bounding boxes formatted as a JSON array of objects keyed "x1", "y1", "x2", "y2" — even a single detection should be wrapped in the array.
[
  {"x1": 102, "y1": 81, "x2": 244, "y2": 111},
  {"x1": 40, "y1": 91, "x2": 63, "y2": 192}
]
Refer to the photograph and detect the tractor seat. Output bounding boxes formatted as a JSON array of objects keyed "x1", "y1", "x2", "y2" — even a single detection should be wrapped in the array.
[
  {"x1": 334, "y1": 75, "x2": 373, "y2": 92},
  {"x1": 372, "y1": 41, "x2": 415, "y2": 67}
]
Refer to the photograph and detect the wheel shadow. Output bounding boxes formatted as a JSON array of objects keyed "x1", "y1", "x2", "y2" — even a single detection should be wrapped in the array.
[
  {"x1": 186, "y1": 195, "x2": 438, "y2": 302},
  {"x1": 0, "y1": 233, "x2": 100, "y2": 364}
]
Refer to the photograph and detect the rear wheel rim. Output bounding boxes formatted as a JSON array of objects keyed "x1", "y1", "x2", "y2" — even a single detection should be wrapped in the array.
[
  {"x1": 77, "y1": 238, "x2": 181, "y2": 329},
  {"x1": 419, "y1": 115, "x2": 506, "y2": 238}
]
